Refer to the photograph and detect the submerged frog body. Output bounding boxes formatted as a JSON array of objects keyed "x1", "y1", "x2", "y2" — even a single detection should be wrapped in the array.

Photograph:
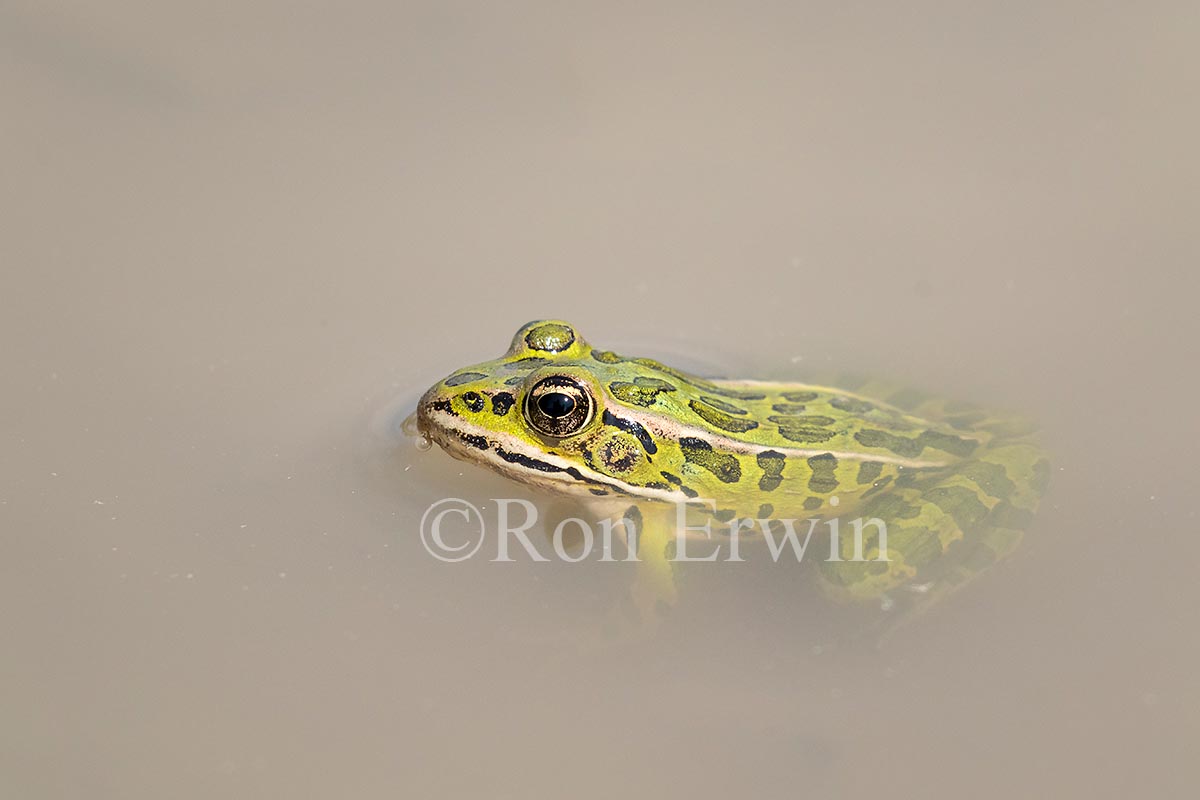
[{"x1": 416, "y1": 320, "x2": 1049, "y2": 614}]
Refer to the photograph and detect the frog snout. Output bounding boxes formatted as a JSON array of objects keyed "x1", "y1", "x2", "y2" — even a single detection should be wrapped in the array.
[{"x1": 415, "y1": 386, "x2": 445, "y2": 436}]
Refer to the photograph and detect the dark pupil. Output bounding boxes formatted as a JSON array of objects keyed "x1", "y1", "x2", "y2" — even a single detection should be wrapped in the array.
[{"x1": 537, "y1": 392, "x2": 575, "y2": 418}]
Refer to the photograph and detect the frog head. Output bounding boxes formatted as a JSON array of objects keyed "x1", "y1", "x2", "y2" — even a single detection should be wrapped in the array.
[{"x1": 416, "y1": 320, "x2": 679, "y2": 500}]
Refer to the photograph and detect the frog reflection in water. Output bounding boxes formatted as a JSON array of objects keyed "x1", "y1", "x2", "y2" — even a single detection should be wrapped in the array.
[{"x1": 415, "y1": 320, "x2": 1049, "y2": 633}]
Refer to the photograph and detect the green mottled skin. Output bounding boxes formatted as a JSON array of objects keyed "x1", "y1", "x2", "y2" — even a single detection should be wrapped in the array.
[{"x1": 417, "y1": 320, "x2": 1049, "y2": 606}]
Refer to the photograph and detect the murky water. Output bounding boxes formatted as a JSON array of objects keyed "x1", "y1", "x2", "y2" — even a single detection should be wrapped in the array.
[{"x1": 3, "y1": 3, "x2": 1197, "y2": 797}]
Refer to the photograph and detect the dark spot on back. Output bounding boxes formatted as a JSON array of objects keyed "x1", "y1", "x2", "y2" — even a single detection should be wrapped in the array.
[
  {"x1": 679, "y1": 437, "x2": 741, "y2": 484},
  {"x1": 698, "y1": 395, "x2": 748, "y2": 415},
  {"x1": 609, "y1": 378, "x2": 675, "y2": 407},
  {"x1": 854, "y1": 429, "x2": 977, "y2": 459},
  {"x1": 445, "y1": 372, "x2": 486, "y2": 387},
  {"x1": 988, "y1": 501, "x2": 1034, "y2": 529},
  {"x1": 756, "y1": 450, "x2": 786, "y2": 492},
  {"x1": 926, "y1": 485, "x2": 991, "y2": 532},
  {"x1": 622, "y1": 357, "x2": 765, "y2": 400},
  {"x1": 503, "y1": 357, "x2": 550, "y2": 371},
  {"x1": 689, "y1": 399, "x2": 760, "y2": 433},
  {"x1": 830, "y1": 395, "x2": 875, "y2": 414},
  {"x1": 775, "y1": 424, "x2": 837, "y2": 443},
  {"x1": 855, "y1": 429, "x2": 921, "y2": 457},
  {"x1": 959, "y1": 460, "x2": 1016, "y2": 500},
  {"x1": 921, "y1": 431, "x2": 978, "y2": 458},
  {"x1": 806, "y1": 453, "x2": 839, "y2": 493},
  {"x1": 769, "y1": 413, "x2": 837, "y2": 444},
  {"x1": 703, "y1": 386, "x2": 766, "y2": 401},
  {"x1": 771, "y1": 403, "x2": 810, "y2": 414},
  {"x1": 856, "y1": 461, "x2": 884, "y2": 485},
  {"x1": 768, "y1": 414, "x2": 836, "y2": 426}
]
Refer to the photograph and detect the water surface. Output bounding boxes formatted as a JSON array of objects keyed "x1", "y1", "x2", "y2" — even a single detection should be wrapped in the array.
[{"x1": 2, "y1": 2, "x2": 1196, "y2": 797}]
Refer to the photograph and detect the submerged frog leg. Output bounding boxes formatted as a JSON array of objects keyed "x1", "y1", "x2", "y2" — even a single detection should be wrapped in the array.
[
  {"x1": 545, "y1": 500, "x2": 680, "y2": 645},
  {"x1": 627, "y1": 503, "x2": 680, "y2": 624},
  {"x1": 817, "y1": 428, "x2": 1050, "y2": 624},
  {"x1": 588, "y1": 503, "x2": 679, "y2": 642}
]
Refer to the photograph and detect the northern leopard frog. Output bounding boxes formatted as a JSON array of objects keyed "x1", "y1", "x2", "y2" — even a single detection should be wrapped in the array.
[{"x1": 415, "y1": 320, "x2": 1049, "y2": 627}]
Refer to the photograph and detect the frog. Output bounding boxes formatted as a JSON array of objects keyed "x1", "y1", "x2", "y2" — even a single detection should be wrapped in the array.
[{"x1": 414, "y1": 319, "x2": 1050, "y2": 632}]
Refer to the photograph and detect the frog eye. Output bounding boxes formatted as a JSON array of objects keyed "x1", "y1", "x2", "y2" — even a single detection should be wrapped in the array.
[{"x1": 524, "y1": 376, "x2": 594, "y2": 437}]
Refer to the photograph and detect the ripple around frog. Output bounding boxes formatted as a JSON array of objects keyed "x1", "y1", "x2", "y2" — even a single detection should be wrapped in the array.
[{"x1": 401, "y1": 410, "x2": 433, "y2": 451}]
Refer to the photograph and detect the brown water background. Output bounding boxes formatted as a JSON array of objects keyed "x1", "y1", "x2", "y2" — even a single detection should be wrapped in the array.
[{"x1": 2, "y1": 2, "x2": 1197, "y2": 798}]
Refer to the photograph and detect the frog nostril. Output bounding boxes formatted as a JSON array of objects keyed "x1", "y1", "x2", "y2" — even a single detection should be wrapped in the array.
[{"x1": 462, "y1": 391, "x2": 485, "y2": 413}]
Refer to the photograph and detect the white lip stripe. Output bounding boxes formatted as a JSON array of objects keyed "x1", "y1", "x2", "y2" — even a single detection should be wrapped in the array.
[{"x1": 428, "y1": 413, "x2": 684, "y2": 503}]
